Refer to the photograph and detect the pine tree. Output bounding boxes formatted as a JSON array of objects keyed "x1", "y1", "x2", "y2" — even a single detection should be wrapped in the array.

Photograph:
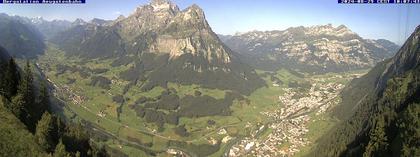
[
  {"x1": 36, "y1": 80, "x2": 50, "y2": 120},
  {"x1": 18, "y1": 61, "x2": 36, "y2": 130},
  {"x1": 63, "y1": 123, "x2": 91, "y2": 154},
  {"x1": 54, "y1": 139, "x2": 70, "y2": 157},
  {"x1": 35, "y1": 112, "x2": 56, "y2": 152},
  {"x1": 0, "y1": 62, "x2": 5, "y2": 94},
  {"x1": 56, "y1": 117, "x2": 66, "y2": 140},
  {"x1": 10, "y1": 94, "x2": 25, "y2": 120},
  {"x1": 396, "y1": 103, "x2": 420, "y2": 157},
  {"x1": 1, "y1": 58, "x2": 20, "y2": 99},
  {"x1": 89, "y1": 144, "x2": 107, "y2": 157},
  {"x1": 363, "y1": 117, "x2": 389, "y2": 157}
]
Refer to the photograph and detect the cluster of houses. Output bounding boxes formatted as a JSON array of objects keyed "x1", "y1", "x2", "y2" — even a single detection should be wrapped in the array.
[
  {"x1": 54, "y1": 84, "x2": 85, "y2": 105},
  {"x1": 228, "y1": 80, "x2": 345, "y2": 157}
]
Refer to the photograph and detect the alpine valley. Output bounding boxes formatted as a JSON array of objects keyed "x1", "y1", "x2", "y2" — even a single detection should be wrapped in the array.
[{"x1": 0, "y1": 0, "x2": 418, "y2": 157}]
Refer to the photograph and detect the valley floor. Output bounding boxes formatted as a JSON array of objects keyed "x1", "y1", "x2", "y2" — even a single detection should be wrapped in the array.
[
  {"x1": 226, "y1": 70, "x2": 366, "y2": 157},
  {"x1": 35, "y1": 44, "x2": 368, "y2": 157}
]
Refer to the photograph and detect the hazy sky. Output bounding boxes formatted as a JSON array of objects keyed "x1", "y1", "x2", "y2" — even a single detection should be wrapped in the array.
[{"x1": 0, "y1": 0, "x2": 419, "y2": 44}]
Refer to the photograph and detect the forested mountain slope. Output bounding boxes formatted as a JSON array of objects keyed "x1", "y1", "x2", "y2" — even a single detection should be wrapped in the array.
[
  {"x1": 0, "y1": 47, "x2": 108, "y2": 157},
  {"x1": 0, "y1": 96, "x2": 47, "y2": 157}
]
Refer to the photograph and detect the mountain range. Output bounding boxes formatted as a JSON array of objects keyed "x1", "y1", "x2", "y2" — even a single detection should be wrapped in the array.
[
  {"x1": 220, "y1": 24, "x2": 400, "y2": 73},
  {"x1": 0, "y1": 14, "x2": 46, "y2": 58},
  {"x1": 0, "y1": 5, "x2": 400, "y2": 75}
]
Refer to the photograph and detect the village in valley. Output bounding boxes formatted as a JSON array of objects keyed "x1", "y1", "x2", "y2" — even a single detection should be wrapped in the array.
[{"x1": 227, "y1": 72, "x2": 363, "y2": 157}]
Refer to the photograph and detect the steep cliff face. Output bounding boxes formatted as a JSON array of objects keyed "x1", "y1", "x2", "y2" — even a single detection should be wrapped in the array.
[
  {"x1": 375, "y1": 27, "x2": 420, "y2": 92},
  {"x1": 114, "y1": 0, "x2": 232, "y2": 64},
  {"x1": 51, "y1": 0, "x2": 264, "y2": 95},
  {"x1": 221, "y1": 24, "x2": 400, "y2": 73}
]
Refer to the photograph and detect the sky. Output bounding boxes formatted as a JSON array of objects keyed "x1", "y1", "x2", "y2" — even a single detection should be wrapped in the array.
[{"x1": 0, "y1": 0, "x2": 419, "y2": 45}]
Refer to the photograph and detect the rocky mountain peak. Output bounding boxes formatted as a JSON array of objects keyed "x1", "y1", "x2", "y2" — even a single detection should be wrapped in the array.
[
  {"x1": 116, "y1": 15, "x2": 125, "y2": 21},
  {"x1": 151, "y1": 0, "x2": 170, "y2": 5},
  {"x1": 335, "y1": 24, "x2": 354, "y2": 35},
  {"x1": 72, "y1": 18, "x2": 87, "y2": 26},
  {"x1": 114, "y1": 0, "x2": 230, "y2": 63},
  {"x1": 188, "y1": 4, "x2": 204, "y2": 13},
  {"x1": 306, "y1": 24, "x2": 355, "y2": 37},
  {"x1": 184, "y1": 4, "x2": 205, "y2": 20},
  {"x1": 30, "y1": 16, "x2": 46, "y2": 24},
  {"x1": 324, "y1": 23, "x2": 334, "y2": 28},
  {"x1": 90, "y1": 18, "x2": 110, "y2": 26},
  {"x1": 175, "y1": 4, "x2": 208, "y2": 30},
  {"x1": 336, "y1": 24, "x2": 348, "y2": 30},
  {"x1": 133, "y1": 0, "x2": 180, "y2": 16},
  {"x1": 152, "y1": 0, "x2": 179, "y2": 13},
  {"x1": 125, "y1": 0, "x2": 208, "y2": 31}
]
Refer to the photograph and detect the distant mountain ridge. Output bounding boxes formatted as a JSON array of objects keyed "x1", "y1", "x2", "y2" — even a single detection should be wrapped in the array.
[
  {"x1": 220, "y1": 24, "x2": 400, "y2": 73},
  {"x1": 26, "y1": 17, "x2": 73, "y2": 39},
  {"x1": 0, "y1": 13, "x2": 400, "y2": 74},
  {"x1": 0, "y1": 14, "x2": 46, "y2": 58},
  {"x1": 0, "y1": 14, "x2": 112, "y2": 41}
]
